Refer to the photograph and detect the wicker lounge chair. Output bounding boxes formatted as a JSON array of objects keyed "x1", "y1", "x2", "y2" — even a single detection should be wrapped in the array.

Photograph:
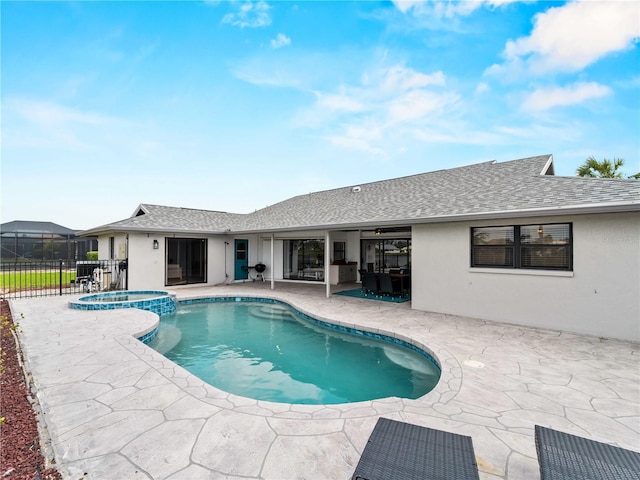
[
  {"x1": 351, "y1": 417, "x2": 480, "y2": 480},
  {"x1": 535, "y1": 425, "x2": 640, "y2": 480}
]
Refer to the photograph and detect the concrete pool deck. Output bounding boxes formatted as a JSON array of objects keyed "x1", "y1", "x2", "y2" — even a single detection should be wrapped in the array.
[{"x1": 10, "y1": 282, "x2": 640, "y2": 479}]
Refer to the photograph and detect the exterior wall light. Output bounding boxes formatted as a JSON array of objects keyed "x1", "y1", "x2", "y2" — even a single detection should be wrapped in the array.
[{"x1": 153, "y1": 239, "x2": 159, "y2": 249}]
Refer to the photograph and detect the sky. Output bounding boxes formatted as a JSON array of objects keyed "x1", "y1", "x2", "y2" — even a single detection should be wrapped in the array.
[{"x1": 2, "y1": 0, "x2": 639, "y2": 230}]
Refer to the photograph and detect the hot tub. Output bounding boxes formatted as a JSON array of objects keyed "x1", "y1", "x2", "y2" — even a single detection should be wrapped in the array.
[{"x1": 69, "y1": 290, "x2": 176, "y2": 316}]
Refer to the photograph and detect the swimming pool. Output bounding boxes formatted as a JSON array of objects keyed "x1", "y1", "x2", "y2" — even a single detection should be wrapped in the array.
[{"x1": 147, "y1": 297, "x2": 441, "y2": 404}]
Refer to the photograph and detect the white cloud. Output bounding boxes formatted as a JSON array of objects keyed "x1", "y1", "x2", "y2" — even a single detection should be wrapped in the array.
[
  {"x1": 494, "y1": 1, "x2": 640, "y2": 75},
  {"x1": 234, "y1": 53, "x2": 469, "y2": 155},
  {"x1": 232, "y1": 51, "x2": 336, "y2": 89},
  {"x1": 391, "y1": 0, "x2": 520, "y2": 18},
  {"x1": 392, "y1": 0, "x2": 479, "y2": 18},
  {"x1": 327, "y1": 123, "x2": 384, "y2": 155},
  {"x1": 494, "y1": 122, "x2": 583, "y2": 143},
  {"x1": 413, "y1": 127, "x2": 503, "y2": 146},
  {"x1": 387, "y1": 89, "x2": 458, "y2": 123},
  {"x1": 380, "y1": 65, "x2": 445, "y2": 92},
  {"x1": 475, "y1": 82, "x2": 490, "y2": 94},
  {"x1": 1, "y1": 97, "x2": 162, "y2": 161},
  {"x1": 522, "y1": 82, "x2": 612, "y2": 112},
  {"x1": 233, "y1": 63, "x2": 304, "y2": 88},
  {"x1": 614, "y1": 75, "x2": 640, "y2": 90},
  {"x1": 391, "y1": 1, "x2": 422, "y2": 14},
  {"x1": 339, "y1": 63, "x2": 452, "y2": 125},
  {"x1": 271, "y1": 33, "x2": 291, "y2": 49},
  {"x1": 4, "y1": 97, "x2": 118, "y2": 149},
  {"x1": 314, "y1": 91, "x2": 365, "y2": 113},
  {"x1": 222, "y1": 1, "x2": 271, "y2": 28},
  {"x1": 307, "y1": 63, "x2": 458, "y2": 154},
  {"x1": 8, "y1": 97, "x2": 111, "y2": 127}
]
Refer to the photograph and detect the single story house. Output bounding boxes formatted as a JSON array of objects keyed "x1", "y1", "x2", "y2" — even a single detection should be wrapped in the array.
[{"x1": 80, "y1": 154, "x2": 640, "y2": 342}]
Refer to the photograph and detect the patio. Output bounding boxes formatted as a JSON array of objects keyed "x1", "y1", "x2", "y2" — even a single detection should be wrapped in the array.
[{"x1": 10, "y1": 282, "x2": 639, "y2": 479}]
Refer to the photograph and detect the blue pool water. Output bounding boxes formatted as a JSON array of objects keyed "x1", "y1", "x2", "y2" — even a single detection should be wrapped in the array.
[{"x1": 147, "y1": 299, "x2": 440, "y2": 404}]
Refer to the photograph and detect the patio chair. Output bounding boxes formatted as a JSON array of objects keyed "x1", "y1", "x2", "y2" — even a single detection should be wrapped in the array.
[
  {"x1": 361, "y1": 272, "x2": 379, "y2": 296},
  {"x1": 378, "y1": 272, "x2": 401, "y2": 297},
  {"x1": 535, "y1": 425, "x2": 640, "y2": 480},
  {"x1": 351, "y1": 417, "x2": 480, "y2": 480}
]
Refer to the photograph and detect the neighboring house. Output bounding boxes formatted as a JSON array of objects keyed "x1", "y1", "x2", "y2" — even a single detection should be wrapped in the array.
[
  {"x1": 0, "y1": 220, "x2": 97, "y2": 262},
  {"x1": 80, "y1": 155, "x2": 640, "y2": 342}
]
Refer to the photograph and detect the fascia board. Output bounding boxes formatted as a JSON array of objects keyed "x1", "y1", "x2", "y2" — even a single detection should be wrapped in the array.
[{"x1": 78, "y1": 225, "x2": 231, "y2": 236}]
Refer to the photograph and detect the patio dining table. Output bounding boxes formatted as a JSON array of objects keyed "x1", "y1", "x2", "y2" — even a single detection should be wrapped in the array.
[{"x1": 389, "y1": 272, "x2": 411, "y2": 296}]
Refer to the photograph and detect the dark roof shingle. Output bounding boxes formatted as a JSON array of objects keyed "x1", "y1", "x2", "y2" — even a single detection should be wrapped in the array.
[{"x1": 80, "y1": 155, "x2": 640, "y2": 235}]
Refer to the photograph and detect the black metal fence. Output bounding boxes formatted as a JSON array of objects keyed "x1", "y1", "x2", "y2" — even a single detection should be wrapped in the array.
[{"x1": 0, "y1": 259, "x2": 128, "y2": 300}]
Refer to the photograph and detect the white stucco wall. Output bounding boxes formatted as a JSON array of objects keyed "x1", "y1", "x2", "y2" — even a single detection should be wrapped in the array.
[
  {"x1": 96, "y1": 233, "x2": 127, "y2": 260},
  {"x1": 411, "y1": 212, "x2": 640, "y2": 342},
  {"x1": 126, "y1": 233, "x2": 166, "y2": 290},
  {"x1": 209, "y1": 238, "x2": 230, "y2": 285},
  {"x1": 346, "y1": 231, "x2": 361, "y2": 264},
  {"x1": 260, "y1": 238, "x2": 283, "y2": 280},
  {"x1": 115, "y1": 232, "x2": 233, "y2": 290},
  {"x1": 97, "y1": 232, "x2": 266, "y2": 290}
]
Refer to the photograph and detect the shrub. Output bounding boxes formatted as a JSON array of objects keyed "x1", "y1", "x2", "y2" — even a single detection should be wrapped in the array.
[{"x1": 86, "y1": 251, "x2": 98, "y2": 261}]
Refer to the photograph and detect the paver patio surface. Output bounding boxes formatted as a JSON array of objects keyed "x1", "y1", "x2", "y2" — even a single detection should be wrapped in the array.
[{"x1": 10, "y1": 282, "x2": 640, "y2": 479}]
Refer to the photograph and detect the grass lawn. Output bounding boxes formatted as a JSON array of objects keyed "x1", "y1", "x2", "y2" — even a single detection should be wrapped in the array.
[{"x1": 0, "y1": 270, "x2": 76, "y2": 291}]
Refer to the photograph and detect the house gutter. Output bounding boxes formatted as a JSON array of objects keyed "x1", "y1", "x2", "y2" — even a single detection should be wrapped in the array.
[{"x1": 77, "y1": 226, "x2": 231, "y2": 237}]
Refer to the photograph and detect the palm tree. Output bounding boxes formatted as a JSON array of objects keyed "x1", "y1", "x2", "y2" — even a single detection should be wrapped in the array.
[{"x1": 576, "y1": 156, "x2": 625, "y2": 178}]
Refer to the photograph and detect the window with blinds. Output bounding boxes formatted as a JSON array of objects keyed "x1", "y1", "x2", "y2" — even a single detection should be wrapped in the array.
[{"x1": 471, "y1": 223, "x2": 572, "y2": 271}]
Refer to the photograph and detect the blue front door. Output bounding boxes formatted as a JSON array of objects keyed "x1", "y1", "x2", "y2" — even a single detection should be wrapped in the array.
[{"x1": 234, "y1": 239, "x2": 249, "y2": 280}]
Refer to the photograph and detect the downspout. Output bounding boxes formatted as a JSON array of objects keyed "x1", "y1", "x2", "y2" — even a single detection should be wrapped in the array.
[
  {"x1": 270, "y1": 234, "x2": 275, "y2": 290},
  {"x1": 125, "y1": 234, "x2": 129, "y2": 290},
  {"x1": 224, "y1": 241, "x2": 229, "y2": 283},
  {"x1": 325, "y1": 231, "x2": 330, "y2": 298}
]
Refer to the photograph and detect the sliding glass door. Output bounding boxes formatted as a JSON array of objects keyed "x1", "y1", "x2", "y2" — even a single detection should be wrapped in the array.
[
  {"x1": 283, "y1": 239, "x2": 325, "y2": 281},
  {"x1": 361, "y1": 238, "x2": 411, "y2": 272},
  {"x1": 166, "y1": 238, "x2": 207, "y2": 286}
]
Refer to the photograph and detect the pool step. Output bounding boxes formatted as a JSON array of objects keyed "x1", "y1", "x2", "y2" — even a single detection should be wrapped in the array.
[
  {"x1": 248, "y1": 305, "x2": 296, "y2": 321},
  {"x1": 148, "y1": 324, "x2": 182, "y2": 354}
]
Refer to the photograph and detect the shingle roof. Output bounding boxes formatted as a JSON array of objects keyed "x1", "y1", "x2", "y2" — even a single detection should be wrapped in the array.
[
  {"x1": 238, "y1": 154, "x2": 639, "y2": 231},
  {"x1": 88, "y1": 204, "x2": 245, "y2": 234},
  {"x1": 80, "y1": 155, "x2": 640, "y2": 236},
  {"x1": 0, "y1": 220, "x2": 79, "y2": 235}
]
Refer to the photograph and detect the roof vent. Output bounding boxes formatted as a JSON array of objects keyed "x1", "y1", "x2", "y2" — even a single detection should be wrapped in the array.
[{"x1": 351, "y1": 186, "x2": 361, "y2": 193}]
